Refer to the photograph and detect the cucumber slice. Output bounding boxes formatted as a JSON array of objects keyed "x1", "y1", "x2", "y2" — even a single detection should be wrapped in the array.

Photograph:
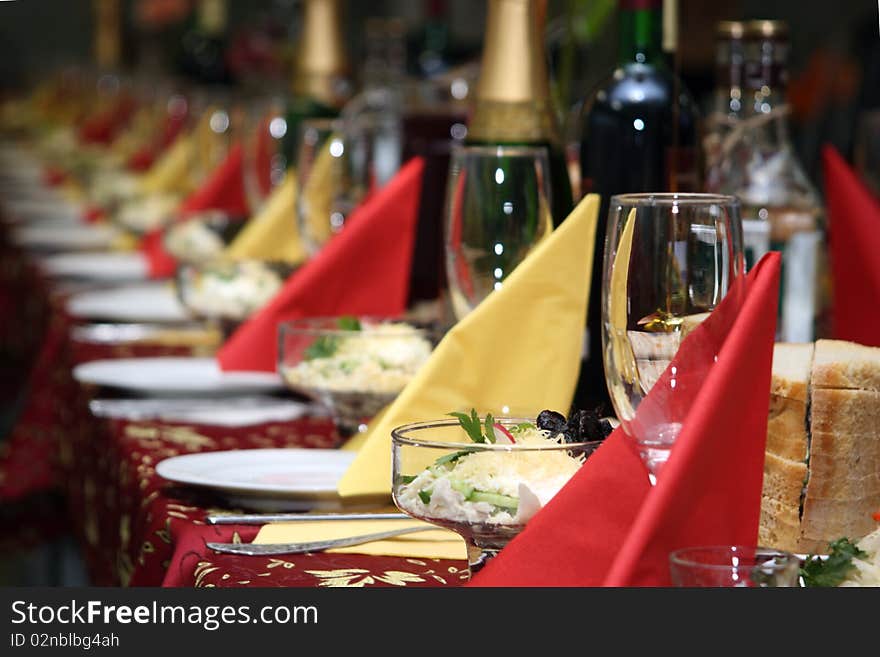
[
  {"x1": 450, "y1": 480, "x2": 474, "y2": 499},
  {"x1": 467, "y1": 490, "x2": 518, "y2": 510}
]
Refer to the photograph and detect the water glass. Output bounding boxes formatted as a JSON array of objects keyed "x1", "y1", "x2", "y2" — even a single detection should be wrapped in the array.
[
  {"x1": 669, "y1": 545, "x2": 801, "y2": 587},
  {"x1": 444, "y1": 144, "x2": 553, "y2": 320}
]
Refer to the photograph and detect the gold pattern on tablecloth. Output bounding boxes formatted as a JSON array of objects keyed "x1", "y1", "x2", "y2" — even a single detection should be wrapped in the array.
[
  {"x1": 304, "y1": 568, "x2": 428, "y2": 588},
  {"x1": 119, "y1": 514, "x2": 130, "y2": 551},
  {"x1": 124, "y1": 424, "x2": 216, "y2": 450},
  {"x1": 194, "y1": 561, "x2": 220, "y2": 588},
  {"x1": 155, "y1": 518, "x2": 172, "y2": 544}
]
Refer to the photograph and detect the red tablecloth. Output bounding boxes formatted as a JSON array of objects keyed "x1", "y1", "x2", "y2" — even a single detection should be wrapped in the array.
[{"x1": 0, "y1": 238, "x2": 467, "y2": 587}]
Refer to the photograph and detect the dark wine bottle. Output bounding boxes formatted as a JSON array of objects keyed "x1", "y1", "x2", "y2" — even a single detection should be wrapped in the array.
[
  {"x1": 574, "y1": 0, "x2": 699, "y2": 412},
  {"x1": 466, "y1": 0, "x2": 574, "y2": 227},
  {"x1": 177, "y1": 0, "x2": 232, "y2": 85}
]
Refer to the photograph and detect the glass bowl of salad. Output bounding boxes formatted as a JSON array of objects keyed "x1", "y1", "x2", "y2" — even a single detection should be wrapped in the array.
[
  {"x1": 391, "y1": 410, "x2": 611, "y2": 577},
  {"x1": 162, "y1": 210, "x2": 248, "y2": 266},
  {"x1": 278, "y1": 316, "x2": 438, "y2": 437},
  {"x1": 175, "y1": 258, "x2": 293, "y2": 337}
]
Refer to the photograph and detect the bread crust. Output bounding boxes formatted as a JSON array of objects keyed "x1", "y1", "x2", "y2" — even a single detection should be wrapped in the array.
[{"x1": 812, "y1": 339, "x2": 880, "y2": 392}]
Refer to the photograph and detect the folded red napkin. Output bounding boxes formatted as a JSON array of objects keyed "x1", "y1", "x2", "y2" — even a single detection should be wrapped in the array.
[
  {"x1": 178, "y1": 141, "x2": 249, "y2": 219},
  {"x1": 469, "y1": 252, "x2": 781, "y2": 587},
  {"x1": 141, "y1": 142, "x2": 250, "y2": 279},
  {"x1": 217, "y1": 157, "x2": 425, "y2": 372},
  {"x1": 128, "y1": 113, "x2": 189, "y2": 172},
  {"x1": 821, "y1": 145, "x2": 880, "y2": 346},
  {"x1": 78, "y1": 95, "x2": 138, "y2": 145}
]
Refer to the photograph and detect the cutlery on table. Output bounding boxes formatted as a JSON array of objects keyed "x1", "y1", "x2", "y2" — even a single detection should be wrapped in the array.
[
  {"x1": 206, "y1": 512, "x2": 410, "y2": 525},
  {"x1": 207, "y1": 526, "x2": 437, "y2": 556}
]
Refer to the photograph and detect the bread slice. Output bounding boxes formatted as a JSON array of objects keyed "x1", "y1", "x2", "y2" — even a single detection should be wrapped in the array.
[
  {"x1": 759, "y1": 496, "x2": 802, "y2": 552},
  {"x1": 771, "y1": 342, "x2": 814, "y2": 401},
  {"x1": 809, "y1": 387, "x2": 880, "y2": 436},
  {"x1": 800, "y1": 496, "x2": 880, "y2": 547},
  {"x1": 812, "y1": 339, "x2": 880, "y2": 392},
  {"x1": 766, "y1": 394, "x2": 809, "y2": 462}
]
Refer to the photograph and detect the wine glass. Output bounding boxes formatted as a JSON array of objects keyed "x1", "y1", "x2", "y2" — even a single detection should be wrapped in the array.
[
  {"x1": 601, "y1": 193, "x2": 745, "y2": 484},
  {"x1": 444, "y1": 144, "x2": 553, "y2": 320},
  {"x1": 241, "y1": 95, "x2": 291, "y2": 214},
  {"x1": 294, "y1": 117, "x2": 375, "y2": 257}
]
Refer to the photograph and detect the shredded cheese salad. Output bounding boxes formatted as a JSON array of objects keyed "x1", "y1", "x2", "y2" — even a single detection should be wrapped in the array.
[{"x1": 281, "y1": 320, "x2": 433, "y2": 395}]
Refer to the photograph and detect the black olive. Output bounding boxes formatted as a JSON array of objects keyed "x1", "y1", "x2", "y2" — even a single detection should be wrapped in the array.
[{"x1": 536, "y1": 409, "x2": 567, "y2": 435}]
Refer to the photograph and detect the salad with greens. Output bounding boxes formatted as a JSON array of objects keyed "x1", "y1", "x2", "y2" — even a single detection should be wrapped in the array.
[
  {"x1": 281, "y1": 317, "x2": 433, "y2": 395},
  {"x1": 395, "y1": 409, "x2": 612, "y2": 526}
]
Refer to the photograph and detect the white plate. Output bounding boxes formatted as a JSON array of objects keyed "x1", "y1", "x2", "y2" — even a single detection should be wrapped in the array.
[
  {"x1": 156, "y1": 448, "x2": 356, "y2": 510},
  {"x1": 40, "y1": 251, "x2": 149, "y2": 281},
  {"x1": 72, "y1": 357, "x2": 284, "y2": 396},
  {"x1": 1, "y1": 197, "x2": 85, "y2": 222},
  {"x1": 12, "y1": 223, "x2": 119, "y2": 250},
  {"x1": 89, "y1": 396, "x2": 315, "y2": 427},
  {"x1": 67, "y1": 282, "x2": 190, "y2": 323}
]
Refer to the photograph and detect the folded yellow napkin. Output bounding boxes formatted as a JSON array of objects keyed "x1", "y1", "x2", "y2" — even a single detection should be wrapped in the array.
[
  {"x1": 139, "y1": 133, "x2": 196, "y2": 196},
  {"x1": 253, "y1": 519, "x2": 466, "y2": 560},
  {"x1": 336, "y1": 194, "x2": 601, "y2": 498},
  {"x1": 224, "y1": 171, "x2": 307, "y2": 264}
]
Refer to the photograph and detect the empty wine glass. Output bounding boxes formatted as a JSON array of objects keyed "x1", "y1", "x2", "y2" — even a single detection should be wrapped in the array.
[
  {"x1": 601, "y1": 193, "x2": 745, "y2": 484},
  {"x1": 241, "y1": 95, "x2": 291, "y2": 214},
  {"x1": 294, "y1": 117, "x2": 375, "y2": 256}
]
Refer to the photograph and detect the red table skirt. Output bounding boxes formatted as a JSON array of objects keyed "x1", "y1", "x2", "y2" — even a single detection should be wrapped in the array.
[{"x1": 0, "y1": 236, "x2": 467, "y2": 587}]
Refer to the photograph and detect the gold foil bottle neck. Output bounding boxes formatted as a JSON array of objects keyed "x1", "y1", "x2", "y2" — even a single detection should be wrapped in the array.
[
  {"x1": 293, "y1": 0, "x2": 351, "y2": 108},
  {"x1": 469, "y1": 0, "x2": 558, "y2": 143},
  {"x1": 93, "y1": 0, "x2": 121, "y2": 70},
  {"x1": 475, "y1": 0, "x2": 549, "y2": 104}
]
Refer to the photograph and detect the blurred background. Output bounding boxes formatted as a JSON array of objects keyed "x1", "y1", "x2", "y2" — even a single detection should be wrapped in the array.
[{"x1": 0, "y1": 0, "x2": 875, "y2": 188}]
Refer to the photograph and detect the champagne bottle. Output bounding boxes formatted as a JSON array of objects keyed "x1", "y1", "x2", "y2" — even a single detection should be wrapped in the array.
[
  {"x1": 285, "y1": 0, "x2": 352, "y2": 158},
  {"x1": 93, "y1": 0, "x2": 122, "y2": 72},
  {"x1": 573, "y1": 0, "x2": 699, "y2": 412},
  {"x1": 466, "y1": 0, "x2": 574, "y2": 226}
]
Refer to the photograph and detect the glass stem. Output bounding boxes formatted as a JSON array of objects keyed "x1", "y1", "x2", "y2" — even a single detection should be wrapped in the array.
[{"x1": 464, "y1": 539, "x2": 500, "y2": 578}]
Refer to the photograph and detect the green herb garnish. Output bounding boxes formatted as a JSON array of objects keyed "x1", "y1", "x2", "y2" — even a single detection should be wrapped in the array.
[
  {"x1": 399, "y1": 475, "x2": 417, "y2": 485},
  {"x1": 448, "y1": 408, "x2": 495, "y2": 444},
  {"x1": 418, "y1": 489, "x2": 432, "y2": 505},
  {"x1": 433, "y1": 450, "x2": 471, "y2": 467},
  {"x1": 799, "y1": 537, "x2": 868, "y2": 587},
  {"x1": 510, "y1": 422, "x2": 535, "y2": 435},
  {"x1": 303, "y1": 317, "x2": 361, "y2": 360},
  {"x1": 304, "y1": 336, "x2": 339, "y2": 360},
  {"x1": 337, "y1": 316, "x2": 361, "y2": 331}
]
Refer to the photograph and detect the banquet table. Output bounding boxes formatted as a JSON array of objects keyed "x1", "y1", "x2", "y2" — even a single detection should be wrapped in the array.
[{"x1": 0, "y1": 230, "x2": 468, "y2": 588}]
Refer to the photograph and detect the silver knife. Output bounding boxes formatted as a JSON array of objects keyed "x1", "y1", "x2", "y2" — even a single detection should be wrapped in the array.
[
  {"x1": 206, "y1": 512, "x2": 410, "y2": 525},
  {"x1": 207, "y1": 526, "x2": 435, "y2": 555}
]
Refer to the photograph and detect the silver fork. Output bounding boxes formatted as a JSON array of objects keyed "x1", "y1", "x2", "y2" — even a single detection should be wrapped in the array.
[{"x1": 206, "y1": 526, "x2": 437, "y2": 556}]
